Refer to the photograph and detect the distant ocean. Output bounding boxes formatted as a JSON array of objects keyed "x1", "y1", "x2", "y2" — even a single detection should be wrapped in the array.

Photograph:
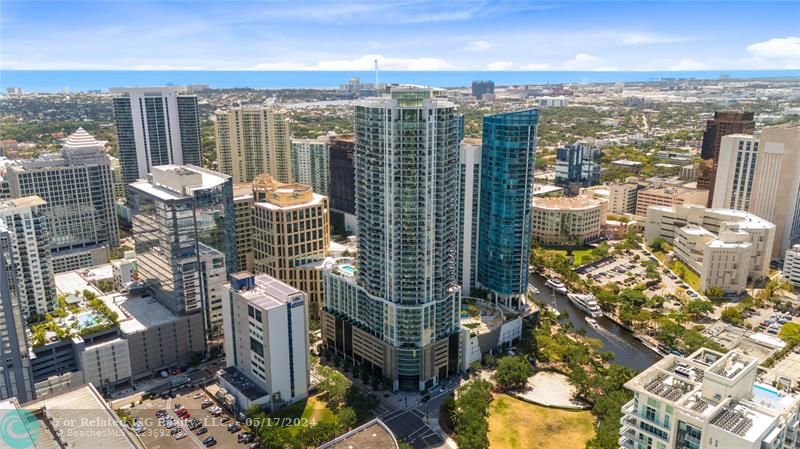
[{"x1": 2, "y1": 70, "x2": 799, "y2": 93}]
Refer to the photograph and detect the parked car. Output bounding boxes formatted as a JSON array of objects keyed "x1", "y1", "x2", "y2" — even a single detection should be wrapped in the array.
[
  {"x1": 196, "y1": 427, "x2": 208, "y2": 436},
  {"x1": 175, "y1": 432, "x2": 187, "y2": 440}
]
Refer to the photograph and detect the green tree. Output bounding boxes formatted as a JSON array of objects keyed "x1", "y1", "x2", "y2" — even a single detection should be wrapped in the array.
[
  {"x1": 684, "y1": 299, "x2": 714, "y2": 320},
  {"x1": 779, "y1": 322, "x2": 800, "y2": 346},
  {"x1": 705, "y1": 287, "x2": 725, "y2": 299},
  {"x1": 492, "y1": 356, "x2": 533, "y2": 391},
  {"x1": 336, "y1": 406, "x2": 357, "y2": 431},
  {"x1": 317, "y1": 365, "x2": 351, "y2": 410},
  {"x1": 720, "y1": 306, "x2": 744, "y2": 325}
]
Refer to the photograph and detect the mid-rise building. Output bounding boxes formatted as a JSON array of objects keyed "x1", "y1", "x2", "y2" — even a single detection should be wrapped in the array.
[
  {"x1": 712, "y1": 134, "x2": 760, "y2": 211},
  {"x1": 644, "y1": 205, "x2": 775, "y2": 294},
  {"x1": 620, "y1": 348, "x2": 800, "y2": 449},
  {"x1": 328, "y1": 134, "x2": 356, "y2": 234},
  {"x1": 233, "y1": 183, "x2": 255, "y2": 273},
  {"x1": 680, "y1": 164, "x2": 698, "y2": 181},
  {"x1": 214, "y1": 106, "x2": 292, "y2": 183},
  {"x1": 471, "y1": 80, "x2": 494, "y2": 100},
  {"x1": 128, "y1": 165, "x2": 236, "y2": 327},
  {"x1": 635, "y1": 185, "x2": 709, "y2": 217},
  {"x1": 0, "y1": 196, "x2": 56, "y2": 318},
  {"x1": 748, "y1": 126, "x2": 800, "y2": 259},
  {"x1": 554, "y1": 142, "x2": 601, "y2": 191},
  {"x1": 7, "y1": 128, "x2": 119, "y2": 272},
  {"x1": 110, "y1": 87, "x2": 201, "y2": 184},
  {"x1": 697, "y1": 111, "x2": 755, "y2": 206},
  {"x1": 531, "y1": 195, "x2": 607, "y2": 246},
  {"x1": 477, "y1": 109, "x2": 539, "y2": 308},
  {"x1": 321, "y1": 87, "x2": 462, "y2": 391},
  {"x1": 609, "y1": 182, "x2": 642, "y2": 215},
  {"x1": 221, "y1": 272, "x2": 309, "y2": 411},
  {"x1": 251, "y1": 175, "x2": 329, "y2": 320},
  {"x1": 783, "y1": 244, "x2": 800, "y2": 289},
  {"x1": 0, "y1": 229, "x2": 34, "y2": 402},
  {"x1": 457, "y1": 140, "x2": 481, "y2": 295},
  {"x1": 536, "y1": 96, "x2": 569, "y2": 107},
  {"x1": 111, "y1": 250, "x2": 137, "y2": 291},
  {"x1": 291, "y1": 136, "x2": 329, "y2": 195}
]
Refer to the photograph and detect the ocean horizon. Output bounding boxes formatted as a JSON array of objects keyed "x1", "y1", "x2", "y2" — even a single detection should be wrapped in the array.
[{"x1": 2, "y1": 69, "x2": 800, "y2": 93}]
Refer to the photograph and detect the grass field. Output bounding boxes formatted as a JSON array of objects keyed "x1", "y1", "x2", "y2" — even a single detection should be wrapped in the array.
[
  {"x1": 487, "y1": 394, "x2": 595, "y2": 449},
  {"x1": 670, "y1": 259, "x2": 701, "y2": 291},
  {"x1": 271, "y1": 394, "x2": 336, "y2": 434},
  {"x1": 541, "y1": 247, "x2": 595, "y2": 267}
]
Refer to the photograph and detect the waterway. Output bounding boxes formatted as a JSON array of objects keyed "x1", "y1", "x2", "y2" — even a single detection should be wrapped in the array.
[{"x1": 528, "y1": 273, "x2": 661, "y2": 372}]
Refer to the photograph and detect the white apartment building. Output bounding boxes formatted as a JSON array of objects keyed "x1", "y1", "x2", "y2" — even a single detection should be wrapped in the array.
[
  {"x1": 221, "y1": 272, "x2": 309, "y2": 411},
  {"x1": 199, "y1": 243, "x2": 227, "y2": 337},
  {"x1": 0, "y1": 196, "x2": 57, "y2": 317},
  {"x1": 458, "y1": 140, "x2": 481, "y2": 295},
  {"x1": 783, "y1": 244, "x2": 800, "y2": 289},
  {"x1": 620, "y1": 348, "x2": 800, "y2": 449},
  {"x1": 712, "y1": 134, "x2": 760, "y2": 211},
  {"x1": 291, "y1": 137, "x2": 330, "y2": 195},
  {"x1": 111, "y1": 250, "x2": 137, "y2": 291},
  {"x1": 531, "y1": 194, "x2": 607, "y2": 245},
  {"x1": 645, "y1": 205, "x2": 775, "y2": 294}
]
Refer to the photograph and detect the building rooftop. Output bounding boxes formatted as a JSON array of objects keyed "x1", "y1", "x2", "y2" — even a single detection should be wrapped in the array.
[
  {"x1": 61, "y1": 127, "x2": 105, "y2": 151},
  {"x1": 10, "y1": 383, "x2": 143, "y2": 449},
  {"x1": 0, "y1": 195, "x2": 46, "y2": 212},
  {"x1": 228, "y1": 272, "x2": 304, "y2": 311},
  {"x1": 533, "y1": 194, "x2": 606, "y2": 211},
  {"x1": 316, "y1": 418, "x2": 398, "y2": 449},
  {"x1": 110, "y1": 293, "x2": 182, "y2": 333},
  {"x1": 612, "y1": 159, "x2": 644, "y2": 166},
  {"x1": 220, "y1": 366, "x2": 269, "y2": 401},
  {"x1": 129, "y1": 165, "x2": 229, "y2": 201}
]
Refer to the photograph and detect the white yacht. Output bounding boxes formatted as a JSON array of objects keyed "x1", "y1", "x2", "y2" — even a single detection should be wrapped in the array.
[
  {"x1": 545, "y1": 277, "x2": 568, "y2": 294},
  {"x1": 585, "y1": 317, "x2": 599, "y2": 327},
  {"x1": 567, "y1": 293, "x2": 603, "y2": 318}
]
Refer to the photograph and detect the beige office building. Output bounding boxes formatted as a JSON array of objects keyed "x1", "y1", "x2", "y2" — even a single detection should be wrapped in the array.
[
  {"x1": 251, "y1": 175, "x2": 330, "y2": 319},
  {"x1": 531, "y1": 194, "x2": 607, "y2": 245},
  {"x1": 635, "y1": 185, "x2": 708, "y2": 217},
  {"x1": 215, "y1": 106, "x2": 293, "y2": 183},
  {"x1": 748, "y1": 126, "x2": 800, "y2": 259},
  {"x1": 609, "y1": 182, "x2": 640, "y2": 215}
]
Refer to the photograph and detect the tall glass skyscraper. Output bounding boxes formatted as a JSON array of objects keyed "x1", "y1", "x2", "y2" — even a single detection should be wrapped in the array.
[
  {"x1": 477, "y1": 109, "x2": 539, "y2": 308},
  {"x1": 321, "y1": 86, "x2": 462, "y2": 391}
]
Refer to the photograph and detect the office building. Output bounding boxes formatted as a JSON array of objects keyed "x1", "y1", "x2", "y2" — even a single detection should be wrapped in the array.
[
  {"x1": 471, "y1": 80, "x2": 495, "y2": 100},
  {"x1": 644, "y1": 205, "x2": 775, "y2": 294},
  {"x1": 221, "y1": 272, "x2": 309, "y2": 411},
  {"x1": 251, "y1": 175, "x2": 329, "y2": 319},
  {"x1": 748, "y1": 126, "x2": 800, "y2": 259},
  {"x1": 532, "y1": 195, "x2": 607, "y2": 246},
  {"x1": 321, "y1": 87, "x2": 462, "y2": 391},
  {"x1": 7, "y1": 128, "x2": 119, "y2": 273},
  {"x1": 697, "y1": 111, "x2": 755, "y2": 206},
  {"x1": 458, "y1": 140, "x2": 481, "y2": 295},
  {"x1": 328, "y1": 134, "x2": 356, "y2": 234},
  {"x1": 291, "y1": 136, "x2": 330, "y2": 195},
  {"x1": 0, "y1": 196, "x2": 56, "y2": 318},
  {"x1": 0, "y1": 229, "x2": 34, "y2": 402},
  {"x1": 554, "y1": 141, "x2": 601, "y2": 192},
  {"x1": 635, "y1": 185, "x2": 709, "y2": 217},
  {"x1": 478, "y1": 109, "x2": 539, "y2": 308},
  {"x1": 128, "y1": 165, "x2": 236, "y2": 323},
  {"x1": 110, "y1": 87, "x2": 201, "y2": 184},
  {"x1": 214, "y1": 106, "x2": 292, "y2": 184},
  {"x1": 536, "y1": 96, "x2": 569, "y2": 107},
  {"x1": 233, "y1": 183, "x2": 255, "y2": 273},
  {"x1": 680, "y1": 164, "x2": 697, "y2": 181},
  {"x1": 711, "y1": 134, "x2": 760, "y2": 211},
  {"x1": 1, "y1": 384, "x2": 143, "y2": 449},
  {"x1": 620, "y1": 348, "x2": 800, "y2": 449},
  {"x1": 609, "y1": 182, "x2": 642, "y2": 215}
]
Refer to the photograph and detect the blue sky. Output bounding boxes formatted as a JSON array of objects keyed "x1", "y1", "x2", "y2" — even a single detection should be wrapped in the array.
[{"x1": 2, "y1": 0, "x2": 798, "y2": 70}]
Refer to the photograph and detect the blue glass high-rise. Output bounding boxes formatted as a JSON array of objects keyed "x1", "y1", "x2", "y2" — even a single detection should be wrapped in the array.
[{"x1": 477, "y1": 109, "x2": 539, "y2": 308}]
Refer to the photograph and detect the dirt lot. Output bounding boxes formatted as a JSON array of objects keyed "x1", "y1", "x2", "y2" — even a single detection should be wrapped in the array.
[{"x1": 131, "y1": 386, "x2": 251, "y2": 449}]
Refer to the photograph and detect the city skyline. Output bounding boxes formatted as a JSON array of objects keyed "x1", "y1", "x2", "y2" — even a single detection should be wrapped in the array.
[{"x1": 1, "y1": 1, "x2": 798, "y2": 71}]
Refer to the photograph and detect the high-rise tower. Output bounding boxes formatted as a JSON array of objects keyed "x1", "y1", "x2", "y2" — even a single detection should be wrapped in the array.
[
  {"x1": 477, "y1": 110, "x2": 539, "y2": 308},
  {"x1": 696, "y1": 111, "x2": 755, "y2": 206},
  {"x1": 111, "y1": 87, "x2": 201, "y2": 185},
  {"x1": 321, "y1": 86, "x2": 462, "y2": 391}
]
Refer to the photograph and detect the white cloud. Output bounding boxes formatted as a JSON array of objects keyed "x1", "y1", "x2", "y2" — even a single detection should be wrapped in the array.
[
  {"x1": 520, "y1": 63, "x2": 553, "y2": 70},
  {"x1": 668, "y1": 59, "x2": 710, "y2": 71},
  {"x1": 466, "y1": 40, "x2": 491, "y2": 51},
  {"x1": 486, "y1": 61, "x2": 513, "y2": 70},
  {"x1": 746, "y1": 36, "x2": 800, "y2": 68},
  {"x1": 249, "y1": 54, "x2": 453, "y2": 71},
  {"x1": 560, "y1": 53, "x2": 607, "y2": 70},
  {"x1": 622, "y1": 33, "x2": 694, "y2": 45}
]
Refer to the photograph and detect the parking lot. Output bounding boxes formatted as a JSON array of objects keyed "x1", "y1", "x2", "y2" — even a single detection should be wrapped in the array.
[{"x1": 131, "y1": 386, "x2": 254, "y2": 449}]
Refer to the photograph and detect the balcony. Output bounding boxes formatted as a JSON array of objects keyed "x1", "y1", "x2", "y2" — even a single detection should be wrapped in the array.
[{"x1": 618, "y1": 435, "x2": 635, "y2": 449}]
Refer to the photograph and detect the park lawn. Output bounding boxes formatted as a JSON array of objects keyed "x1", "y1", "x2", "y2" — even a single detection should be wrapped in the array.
[
  {"x1": 541, "y1": 247, "x2": 595, "y2": 267},
  {"x1": 271, "y1": 394, "x2": 336, "y2": 434},
  {"x1": 671, "y1": 260, "x2": 701, "y2": 291},
  {"x1": 487, "y1": 394, "x2": 595, "y2": 449}
]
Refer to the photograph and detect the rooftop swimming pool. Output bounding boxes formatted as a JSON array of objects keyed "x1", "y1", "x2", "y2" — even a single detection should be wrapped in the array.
[
  {"x1": 76, "y1": 312, "x2": 98, "y2": 328},
  {"x1": 753, "y1": 383, "x2": 782, "y2": 402},
  {"x1": 340, "y1": 265, "x2": 357, "y2": 275}
]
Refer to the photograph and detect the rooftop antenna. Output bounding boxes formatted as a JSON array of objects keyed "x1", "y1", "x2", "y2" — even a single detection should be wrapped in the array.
[{"x1": 374, "y1": 59, "x2": 380, "y2": 93}]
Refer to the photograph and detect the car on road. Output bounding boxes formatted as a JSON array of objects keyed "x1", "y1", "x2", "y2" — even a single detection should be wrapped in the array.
[{"x1": 421, "y1": 394, "x2": 431, "y2": 403}]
